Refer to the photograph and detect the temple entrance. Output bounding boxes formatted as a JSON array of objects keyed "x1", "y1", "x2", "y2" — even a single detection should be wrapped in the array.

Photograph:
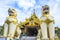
[
  {"x1": 26, "y1": 27, "x2": 38, "y2": 36},
  {"x1": 20, "y1": 13, "x2": 40, "y2": 37}
]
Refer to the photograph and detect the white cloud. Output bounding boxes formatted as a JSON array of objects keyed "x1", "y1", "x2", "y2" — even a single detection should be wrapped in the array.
[
  {"x1": 17, "y1": 0, "x2": 36, "y2": 10},
  {"x1": 0, "y1": 7, "x2": 8, "y2": 25},
  {"x1": 56, "y1": 0, "x2": 60, "y2": 2},
  {"x1": 0, "y1": 0, "x2": 60, "y2": 28},
  {"x1": 0, "y1": 0, "x2": 18, "y2": 25},
  {"x1": 47, "y1": 0, "x2": 60, "y2": 27},
  {"x1": 0, "y1": 0, "x2": 36, "y2": 25}
]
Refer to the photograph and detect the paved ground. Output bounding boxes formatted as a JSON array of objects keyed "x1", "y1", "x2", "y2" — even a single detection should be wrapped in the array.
[
  {"x1": 0, "y1": 38, "x2": 6, "y2": 40},
  {"x1": 0, "y1": 36, "x2": 36, "y2": 40},
  {"x1": 20, "y1": 36, "x2": 36, "y2": 40}
]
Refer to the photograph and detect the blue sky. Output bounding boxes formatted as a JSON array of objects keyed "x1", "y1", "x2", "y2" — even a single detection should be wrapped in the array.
[{"x1": 0, "y1": 0, "x2": 60, "y2": 28}]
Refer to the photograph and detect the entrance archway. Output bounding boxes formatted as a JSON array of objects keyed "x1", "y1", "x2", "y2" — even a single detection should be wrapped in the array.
[{"x1": 26, "y1": 27, "x2": 38, "y2": 36}]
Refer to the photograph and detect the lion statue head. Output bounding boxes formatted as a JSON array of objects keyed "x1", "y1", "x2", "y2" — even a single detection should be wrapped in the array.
[
  {"x1": 42, "y1": 5, "x2": 49, "y2": 15},
  {"x1": 8, "y1": 8, "x2": 17, "y2": 17}
]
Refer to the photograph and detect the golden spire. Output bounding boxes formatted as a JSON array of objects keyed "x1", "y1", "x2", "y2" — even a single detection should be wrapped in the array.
[
  {"x1": 20, "y1": 9, "x2": 40, "y2": 27},
  {"x1": 32, "y1": 9, "x2": 35, "y2": 14},
  {"x1": 31, "y1": 9, "x2": 37, "y2": 19}
]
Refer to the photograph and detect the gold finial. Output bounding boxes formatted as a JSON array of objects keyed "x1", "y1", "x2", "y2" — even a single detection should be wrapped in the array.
[
  {"x1": 31, "y1": 9, "x2": 37, "y2": 19},
  {"x1": 31, "y1": 9, "x2": 36, "y2": 16},
  {"x1": 33, "y1": 9, "x2": 35, "y2": 14}
]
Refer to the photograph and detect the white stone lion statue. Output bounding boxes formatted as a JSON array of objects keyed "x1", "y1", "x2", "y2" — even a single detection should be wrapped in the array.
[
  {"x1": 37, "y1": 5, "x2": 55, "y2": 40},
  {"x1": 40, "y1": 5, "x2": 55, "y2": 40},
  {"x1": 4, "y1": 8, "x2": 21, "y2": 40}
]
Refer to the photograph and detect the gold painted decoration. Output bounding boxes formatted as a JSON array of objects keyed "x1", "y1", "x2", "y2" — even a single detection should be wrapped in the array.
[{"x1": 20, "y1": 10, "x2": 40, "y2": 27}]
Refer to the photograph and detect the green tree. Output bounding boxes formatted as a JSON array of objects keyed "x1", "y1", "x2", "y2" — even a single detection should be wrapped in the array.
[{"x1": 0, "y1": 26, "x2": 4, "y2": 36}]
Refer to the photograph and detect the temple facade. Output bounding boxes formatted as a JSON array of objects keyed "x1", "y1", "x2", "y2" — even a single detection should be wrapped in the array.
[
  {"x1": 20, "y1": 12, "x2": 40, "y2": 36},
  {"x1": 3, "y1": 5, "x2": 59, "y2": 40}
]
